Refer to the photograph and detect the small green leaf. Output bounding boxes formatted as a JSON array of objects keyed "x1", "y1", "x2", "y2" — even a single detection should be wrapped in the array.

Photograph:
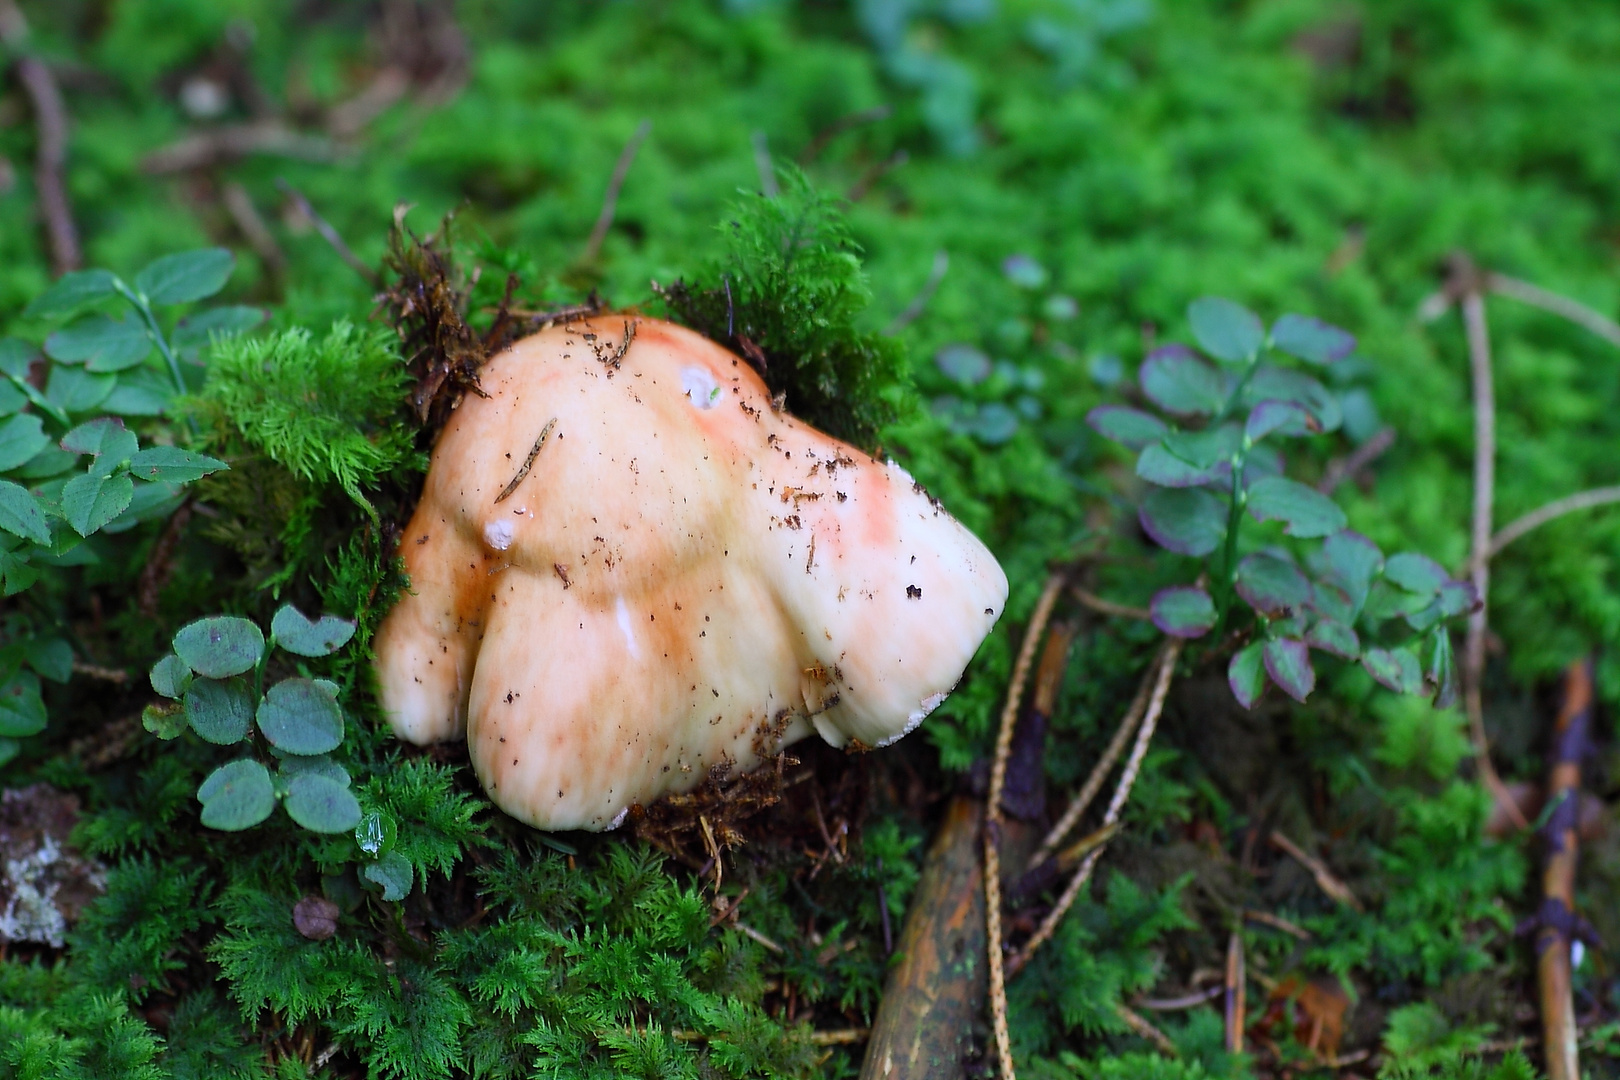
[
  {"x1": 280, "y1": 755, "x2": 350, "y2": 786},
  {"x1": 0, "y1": 671, "x2": 46, "y2": 737},
  {"x1": 1271, "y1": 314, "x2": 1355, "y2": 365},
  {"x1": 284, "y1": 773, "x2": 363, "y2": 834},
  {"x1": 0, "y1": 415, "x2": 50, "y2": 472},
  {"x1": 257, "y1": 677, "x2": 344, "y2": 755},
  {"x1": 1162, "y1": 424, "x2": 1241, "y2": 469},
  {"x1": 1305, "y1": 618, "x2": 1360, "y2": 660},
  {"x1": 362, "y1": 852, "x2": 413, "y2": 901},
  {"x1": 0, "y1": 480, "x2": 53, "y2": 545},
  {"x1": 135, "y1": 248, "x2": 235, "y2": 306},
  {"x1": 173, "y1": 616, "x2": 265, "y2": 678},
  {"x1": 1235, "y1": 552, "x2": 1311, "y2": 616},
  {"x1": 172, "y1": 305, "x2": 266, "y2": 350},
  {"x1": 127, "y1": 446, "x2": 228, "y2": 484},
  {"x1": 1263, "y1": 638, "x2": 1315, "y2": 702},
  {"x1": 1362, "y1": 646, "x2": 1424, "y2": 694},
  {"x1": 271, "y1": 604, "x2": 357, "y2": 658},
  {"x1": 1150, "y1": 586, "x2": 1216, "y2": 638},
  {"x1": 1384, "y1": 552, "x2": 1448, "y2": 597},
  {"x1": 61, "y1": 417, "x2": 137, "y2": 458},
  {"x1": 44, "y1": 315, "x2": 151, "y2": 371},
  {"x1": 101, "y1": 369, "x2": 174, "y2": 416},
  {"x1": 142, "y1": 701, "x2": 187, "y2": 740},
  {"x1": 23, "y1": 638, "x2": 73, "y2": 683},
  {"x1": 1322, "y1": 530, "x2": 1383, "y2": 612},
  {"x1": 1363, "y1": 580, "x2": 1431, "y2": 621},
  {"x1": 149, "y1": 653, "x2": 192, "y2": 698},
  {"x1": 1242, "y1": 367, "x2": 1341, "y2": 432},
  {"x1": 45, "y1": 366, "x2": 117, "y2": 413},
  {"x1": 1427, "y1": 629, "x2": 1459, "y2": 709},
  {"x1": 62, "y1": 472, "x2": 135, "y2": 536},
  {"x1": 24, "y1": 269, "x2": 118, "y2": 318},
  {"x1": 1138, "y1": 487, "x2": 1226, "y2": 557},
  {"x1": 197, "y1": 759, "x2": 276, "y2": 831},
  {"x1": 1188, "y1": 297, "x2": 1265, "y2": 363},
  {"x1": 1086, "y1": 405, "x2": 1166, "y2": 450},
  {"x1": 1245, "y1": 400, "x2": 1317, "y2": 441},
  {"x1": 1246, "y1": 476, "x2": 1348, "y2": 538},
  {"x1": 1228, "y1": 642, "x2": 1266, "y2": 709},
  {"x1": 184, "y1": 676, "x2": 254, "y2": 744},
  {"x1": 355, "y1": 811, "x2": 398, "y2": 857},
  {"x1": 1139, "y1": 345, "x2": 1226, "y2": 415},
  {"x1": 1137, "y1": 443, "x2": 1229, "y2": 488}
]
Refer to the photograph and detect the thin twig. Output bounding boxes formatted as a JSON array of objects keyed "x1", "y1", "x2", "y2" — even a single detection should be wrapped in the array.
[
  {"x1": 1135, "y1": 986, "x2": 1224, "y2": 1011},
  {"x1": 582, "y1": 119, "x2": 651, "y2": 263},
  {"x1": 1006, "y1": 639, "x2": 1181, "y2": 977},
  {"x1": 735, "y1": 923, "x2": 784, "y2": 954},
  {"x1": 1116, "y1": 1002, "x2": 1179, "y2": 1056},
  {"x1": 1457, "y1": 272, "x2": 1529, "y2": 830},
  {"x1": 9, "y1": 43, "x2": 81, "y2": 275},
  {"x1": 1316, "y1": 426, "x2": 1396, "y2": 495},
  {"x1": 1224, "y1": 930, "x2": 1245, "y2": 1054},
  {"x1": 882, "y1": 249, "x2": 949, "y2": 336},
  {"x1": 1268, "y1": 831, "x2": 1363, "y2": 912},
  {"x1": 1242, "y1": 908, "x2": 1312, "y2": 940},
  {"x1": 1488, "y1": 486, "x2": 1620, "y2": 559},
  {"x1": 797, "y1": 104, "x2": 892, "y2": 163},
  {"x1": 1028, "y1": 660, "x2": 1156, "y2": 869},
  {"x1": 143, "y1": 121, "x2": 335, "y2": 174},
  {"x1": 751, "y1": 131, "x2": 778, "y2": 198},
  {"x1": 985, "y1": 570, "x2": 1069, "y2": 1080},
  {"x1": 1069, "y1": 584, "x2": 1152, "y2": 622},
  {"x1": 1487, "y1": 273, "x2": 1620, "y2": 350},
  {"x1": 71, "y1": 660, "x2": 129, "y2": 683},
  {"x1": 222, "y1": 181, "x2": 288, "y2": 281},
  {"x1": 276, "y1": 179, "x2": 376, "y2": 284},
  {"x1": 494, "y1": 416, "x2": 557, "y2": 504}
]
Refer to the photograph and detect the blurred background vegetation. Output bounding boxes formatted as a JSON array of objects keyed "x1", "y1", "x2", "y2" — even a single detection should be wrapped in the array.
[{"x1": 2, "y1": 1, "x2": 1619, "y2": 1077}]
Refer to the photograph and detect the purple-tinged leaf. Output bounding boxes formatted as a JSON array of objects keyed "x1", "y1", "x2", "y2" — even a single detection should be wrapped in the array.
[
  {"x1": 1188, "y1": 297, "x2": 1264, "y2": 364},
  {"x1": 1246, "y1": 477, "x2": 1348, "y2": 539},
  {"x1": 1270, "y1": 313, "x2": 1356, "y2": 364},
  {"x1": 1362, "y1": 647, "x2": 1423, "y2": 694},
  {"x1": 1305, "y1": 618, "x2": 1360, "y2": 659},
  {"x1": 1308, "y1": 581, "x2": 1356, "y2": 624},
  {"x1": 1363, "y1": 580, "x2": 1430, "y2": 621},
  {"x1": 1245, "y1": 399, "x2": 1318, "y2": 441},
  {"x1": 1426, "y1": 629, "x2": 1458, "y2": 709},
  {"x1": 1436, "y1": 580, "x2": 1480, "y2": 618},
  {"x1": 1384, "y1": 552, "x2": 1448, "y2": 597},
  {"x1": 1151, "y1": 586, "x2": 1217, "y2": 638},
  {"x1": 1242, "y1": 367, "x2": 1341, "y2": 432},
  {"x1": 1264, "y1": 638, "x2": 1315, "y2": 702},
  {"x1": 1139, "y1": 346, "x2": 1226, "y2": 416},
  {"x1": 1322, "y1": 529, "x2": 1382, "y2": 609},
  {"x1": 1139, "y1": 488, "x2": 1226, "y2": 556},
  {"x1": 1086, "y1": 405, "x2": 1166, "y2": 450},
  {"x1": 1236, "y1": 553, "x2": 1311, "y2": 616},
  {"x1": 1404, "y1": 598, "x2": 1447, "y2": 633},
  {"x1": 1229, "y1": 643, "x2": 1266, "y2": 709},
  {"x1": 1243, "y1": 446, "x2": 1286, "y2": 487},
  {"x1": 1163, "y1": 424, "x2": 1241, "y2": 468},
  {"x1": 1137, "y1": 443, "x2": 1230, "y2": 488}
]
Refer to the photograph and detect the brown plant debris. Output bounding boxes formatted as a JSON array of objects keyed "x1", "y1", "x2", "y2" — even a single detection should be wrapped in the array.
[{"x1": 630, "y1": 751, "x2": 799, "y2": 866}]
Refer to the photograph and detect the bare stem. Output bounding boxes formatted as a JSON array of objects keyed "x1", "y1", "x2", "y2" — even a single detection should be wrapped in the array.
[
  {"x1": 10, "y1": 47, "x2": 81, "y2": 275},
  {"x1": 582, "y1": 119, "x2": 651, "y2": 263},
  {"x1": 1487, "y1": 273, "x2": 1620, "y2": 350},
  {"x1": 276, "y1": 179, "x2": 377, "y2": 284},
  {"x1": 1069, "y1": 584, "x2": 1152, "y2": 622},
  {"x1": 1489, "y1": 486, "x2": 1620, "y2": 559}
]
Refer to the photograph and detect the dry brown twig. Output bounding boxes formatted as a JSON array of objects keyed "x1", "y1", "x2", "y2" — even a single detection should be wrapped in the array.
[
  {"x1": 582, "y1": 120, "x2": 652, "y2": 263},
  {"x1": 1116, "y1": 1002, "x2": 1179, "y2": 1056},
  {"x1": 1069, "y1": 583, "x2": 1152, "y2": 622},
  {"x1": 1316, "y1": 426, "x2": 1396, "y2": 496},
  {"x1": 1005, "y1": 638, "x2": 1181, "y2": 978},
  {"x1": 1489, "y1": 486, "x2": 1620, "y2": 559},
  {"x1": 277, "y1": 179, "x2": 377, "y2": 284},
  {"x1": 2, "y1": 3, "x2": 82, "y2": 275},
  {"x1": 985, "y1": 570, "x2": 1069, "y2": 1080},
  {"x1": 1268, "y1": 831, "x2": 1364, "y2": 912},
  {"x1": 1223, "y1": 930, "x2": 1246, "y2": 1054}
]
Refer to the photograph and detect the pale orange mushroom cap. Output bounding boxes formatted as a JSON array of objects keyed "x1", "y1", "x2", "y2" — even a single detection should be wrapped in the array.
[{"x1": 374, "y1": 316, "x2": 1007, "y2": 830}]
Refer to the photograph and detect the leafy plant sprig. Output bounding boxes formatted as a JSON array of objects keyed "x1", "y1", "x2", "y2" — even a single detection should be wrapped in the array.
[{"x1": 1088, "y1": 297, "x2": 1476, "y2": 708}]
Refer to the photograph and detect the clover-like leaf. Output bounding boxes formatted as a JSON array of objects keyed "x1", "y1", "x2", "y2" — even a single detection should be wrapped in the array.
[
  {"x1": 284, "y1": 772, "x2": 363, "y2": 834},
  {"x1": 1137, "y1": 443, "x2": 1230, "y2": 488},
  {"x1": 127, "y1": 446, "x2": 228, "y2": 484},
  {"x1": 1235, "y1": 552, "x2": 1311, "y2": 616},
  {"x1": 362, "y1": 852, "x2": 413, "y2": 901},
  {"x1": 1362, "y1": 647, "x2": 1423, "y2": 694},
  {"x1": 1271, "y1": 314, "x2": 1355, "y2": 365},
  {"x1": 184, "y1": 676, "x2": 254, "y2": 745},
  {"x1": 0, "y1": 671, "x2": 46, "y2": 738},
  {"x1": 257, "y1": 677, "x2": 344, "y2": 755},
  {"x1": 1139, "y1": 345, "x2": 1226, "y2": 416},
  {"x1": 1188, "y1": 297, "x2": 1264, "y2": 364},
  {"x1": 1246, "y1": 476, "x2": 1347, "y2": 538},
  {"x1": 271, "y1": 604, "x2": 357, "y2": 658},
  {"x1": 0, "y1": 481, "x2": 53, "y2": 546},
  {"x1": 1086, "y1": 405, "x2": 1166, "y2": 450},
  {"x1": 62, "y1": 472, "x2": 135, "y2": 536},
  {"x1": 173, "y1": 615, "x2": 264, "y2": 678},
  {"x1": 134, "y1": 248, "x2": 235, "y2": 306},
  {"x1": 1139, "y1": 487, "x2": 1226, "y2": 557},
  {"x1": 150, "y1": 653, "x2": 192, "y2": 699},
  {"x1": 1229, "y1": 642, "x2": 1266, "y2": 709},
  {"x1": 0, "y1": 415, "x2": 50, "y2": 472},
  {"x1": 1245, "y1": 400, "x2": 1317, "y2": 441},
  {"x1": 197, "y1": 758, "x2": 276, "y2": 831},
  {"x1": 1304, "y1": 618, "x2": 1360, "y2": 659},
  {"x1": 24, "y1": 269, "x2": 118, "y2": 319},
  {"x1": 1384, "y1": 552, "x2": 1448, "y2": 597},
  {"x1": 1150, "y1": 586, "x2": 1216, "y2": 638},
  {"x1": 1263, "y1": 638, "x2": 1315, "y2": 702},
  {"x1": 44, "y1": 315, "x2": 151, "y2": 372}
]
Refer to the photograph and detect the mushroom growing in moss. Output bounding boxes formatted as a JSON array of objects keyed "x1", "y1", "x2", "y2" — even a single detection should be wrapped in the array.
[{"x1": 374, "y1": 316, "x2": 1006, "y2": 830}]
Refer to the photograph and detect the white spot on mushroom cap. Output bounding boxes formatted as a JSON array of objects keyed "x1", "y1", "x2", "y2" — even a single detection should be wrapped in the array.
[
  {"x1": 615, "y1": 596, "x2": 640, "y2": 659},
  {"x1": 483, "y1": 519, "x2": 514, "y2": 551},
  {"x1": 681, "y1": 365, "x2": 721, "y2": 410}
]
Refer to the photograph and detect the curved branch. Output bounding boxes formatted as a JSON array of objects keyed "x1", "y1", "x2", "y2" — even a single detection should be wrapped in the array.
[
  {"x1": 1487, "y1": 273, "x2": 1620, "y2": 351},
  {"x1": 1488, "y1": 486, "x2": 1620, "y2": 559}
]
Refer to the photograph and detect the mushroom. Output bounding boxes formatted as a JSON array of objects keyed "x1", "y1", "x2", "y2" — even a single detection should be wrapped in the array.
[{"x1": 374, "y1": 316, "x2": 1007, "y2": 830}]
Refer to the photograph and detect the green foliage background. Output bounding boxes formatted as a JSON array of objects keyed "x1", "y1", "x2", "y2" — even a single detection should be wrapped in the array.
[{"x1": 1, "y1": 0, "x2": 1618, "y2": 1077}]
